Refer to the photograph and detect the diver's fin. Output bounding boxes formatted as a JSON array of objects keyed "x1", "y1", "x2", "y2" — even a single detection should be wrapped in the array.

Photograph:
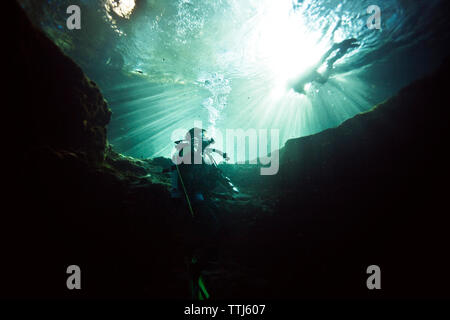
[{"x1": 198, "y1": 276, "x2": 210, "y2": 300}]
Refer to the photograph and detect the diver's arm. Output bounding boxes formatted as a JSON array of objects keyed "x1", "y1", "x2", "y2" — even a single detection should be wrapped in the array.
[
  {"x1": 320, "y1": 40, "x2": 346, "y2": 64},
  {"x1": 319, "y1": 47, "x2": 336, "y2": 65},
  {"x1": 208, "y1": 148, "x2": 230, "y2": 161}
]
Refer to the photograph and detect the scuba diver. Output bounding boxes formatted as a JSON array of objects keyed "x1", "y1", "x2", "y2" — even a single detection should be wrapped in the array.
[
  {"x1": 290, "y1": 38, "x2": 359, "y2": 94},
  {"x1": 170, "y1": 127, "x2": 238, "y2": 198},
  {"x1": 166, "y1": 127, "x2": 237, "y2": 300},
  {"x1": 170, "y1": 127, "x2": 236, "y2": 199}
]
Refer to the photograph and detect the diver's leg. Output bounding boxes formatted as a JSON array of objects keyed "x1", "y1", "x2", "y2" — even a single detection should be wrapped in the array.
[
  {"x1": 192, "y1": 196, "x2": 220, "y2": 265},
  {"x1": 189, "y1": 195, "x2": 221, "y2": 299}
]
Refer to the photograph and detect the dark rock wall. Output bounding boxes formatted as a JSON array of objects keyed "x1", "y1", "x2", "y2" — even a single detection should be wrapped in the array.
[
  {"x1": 3, "y1": 1, "x2": 177, "y2": 299},
  {"x1": 270, "y1": 57, "x2": 450, "y2": 297},
  {"x1": 8, "y1": 0, "x2": 111, "y2": 164}
]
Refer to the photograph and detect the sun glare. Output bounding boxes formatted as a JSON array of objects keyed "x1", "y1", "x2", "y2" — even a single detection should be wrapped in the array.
[
  {"x1": 107, "y1": 0, "x2": 136, "y2": 19},
  {"x1": 243, "y1": 0, "x2": 327, "y2": 93}
]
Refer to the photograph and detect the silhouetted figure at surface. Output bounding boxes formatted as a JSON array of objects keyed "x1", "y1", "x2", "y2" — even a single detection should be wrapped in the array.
[
  {"x1": 291, "y1": 38, "x2": 360, "y2": 94},
  {"x1": 326, "y1": 38, "x2": 359, "y2": 69}
]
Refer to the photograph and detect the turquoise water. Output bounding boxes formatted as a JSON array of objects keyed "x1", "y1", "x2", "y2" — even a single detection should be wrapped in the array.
[{"x1": 21, "y1": 0, "x2": 450, "y2": 160}]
